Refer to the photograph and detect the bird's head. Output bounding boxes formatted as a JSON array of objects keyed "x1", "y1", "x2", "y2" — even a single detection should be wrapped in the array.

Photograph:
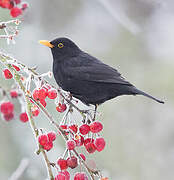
[{"x1": 39, "y1": 37, "x2": 80, "y2": 60}]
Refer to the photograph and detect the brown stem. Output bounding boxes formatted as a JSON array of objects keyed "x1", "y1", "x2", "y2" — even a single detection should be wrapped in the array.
[
  {"x1": 0, "y1": 24, "x2": 6, "y2": 29},
  {"x1": 15, "y1": 61, "x2": 86, "y2": 118},
  {"x1": 0, "y1": 53, "x2": 101, "y2": 180},
  {"x1": 26, "y1": 95, "x2": 100, "y2": 179},
  {"x1": 26, "y1": 98, "x2": 54, "y2": 180},
  {"x1": 0, "y1": 57, "x2": 54, "y2": 180}
]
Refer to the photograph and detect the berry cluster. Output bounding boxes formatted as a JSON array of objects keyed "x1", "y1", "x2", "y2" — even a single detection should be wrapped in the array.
[
  {"x1": 3, "y1": 69, "x2": 13, "y2": 79},
  {"x1": 0, "y1": 100, "x2": 30, "y2": 122},
  {"x1": 32, "y1": 86, "x2": 67, "y2": 112},
  {"x1": 38, "y1": 131, "x2": 56, "y2": 151},
  {"x1": 0, "y1": 61, "x2": 108, "y2": 179},
  {"x1": 0, "y1": 101, "x2": 14, "y2": 121},
  {"x1": 56, "y1": 156, "x2": 88, "y2": 179},
  {"x1": 3, "y1": 65, "x2": 20, "y2": 79},
  {"x1": 37, "y1": 114, "x2": 105, "y2": 179},
  {"x1": 1, "y1": 66, "x2": 41, "y2": 122},
  {"x1": 0, "y1": 0, "x2": 28, "y2": 17},
  {"x1": 52, "y1": 120, "x2": 105, "y2": 179},
  {"x1": 59, "y1": 121, "x2": 106, "y2": 154}
]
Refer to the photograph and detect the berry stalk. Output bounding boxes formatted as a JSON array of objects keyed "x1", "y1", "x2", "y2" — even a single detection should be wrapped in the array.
[{"x1": 0, "y1": 51, "x2": 106, "y2": 180}]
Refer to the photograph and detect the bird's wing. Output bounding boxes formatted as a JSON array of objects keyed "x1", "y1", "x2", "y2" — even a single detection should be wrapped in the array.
[{"x1": 64, "y1": 52, "x2": 132, "y2": 86}]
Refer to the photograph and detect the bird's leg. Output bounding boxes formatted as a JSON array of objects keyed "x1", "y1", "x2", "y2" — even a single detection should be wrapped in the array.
[
  {"x1": 93, "y1": 104, "x2": 98, "y2": 121},
  {"x1": 80, "y1": 108, "x2": 94, "y2": 123},
  {"x1": 80, "y1": 109, "x2": 90, "y2": 114}
]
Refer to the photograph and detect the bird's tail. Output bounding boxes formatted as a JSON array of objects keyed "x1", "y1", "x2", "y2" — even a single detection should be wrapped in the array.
[{"x1": 135, "y1": 89, "x2": 164, "y2": 104}]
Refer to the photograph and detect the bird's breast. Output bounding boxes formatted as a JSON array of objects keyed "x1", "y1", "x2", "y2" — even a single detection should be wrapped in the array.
[{"x1": 53, "y1": 61, "x2": 70, "y2": 90}]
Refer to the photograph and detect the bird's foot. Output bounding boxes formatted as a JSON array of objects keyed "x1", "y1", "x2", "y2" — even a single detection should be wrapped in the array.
[{"x1": 80, "y1": 109, "x2": 90, "y2": 114}]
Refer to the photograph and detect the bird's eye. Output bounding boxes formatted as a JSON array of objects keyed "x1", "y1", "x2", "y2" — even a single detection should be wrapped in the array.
[{"x1": 58, "y1": 43, "x2": 64, "y2": 48}]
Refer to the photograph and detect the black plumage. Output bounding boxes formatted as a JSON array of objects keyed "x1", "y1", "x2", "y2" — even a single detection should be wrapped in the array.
[{"x1": 40, "y1": 37, "x2": 164, "y2": 105}]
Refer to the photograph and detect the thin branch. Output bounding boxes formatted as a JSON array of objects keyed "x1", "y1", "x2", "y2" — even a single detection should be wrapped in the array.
[
  {"x1": 0, "y1": 19, "x2": 20, "y2": 26},
  {"x1": 97, "y1": 0, "x2": 140, "y2": 34},
  {"x1": 0, "y1": 24, "x2": 6, "y2": 29},
  {"x1": 0, "y1": 34, "x2": 17, "y2": 39},
  {"x1": 26, "y1": 95, "x2": 100, "y2": 180},
  {"x1": 9, "y1": 158, "x2": 29, "y2": 180},
  {"x1": 0, "y1": 54, "x2": 86, "y2": 118},
  {"x1": 19, "y1": 61, "x2": 87, "y2": 117},
  {"x1": 0, "y1": 56, "x2": 54, "y2": 180},
  {"x1": 0, "y1": 53, "x2": 101, "y2": 180},
  {"x1": 0, "y1": 19, "x2": 20, "y2": 43}
]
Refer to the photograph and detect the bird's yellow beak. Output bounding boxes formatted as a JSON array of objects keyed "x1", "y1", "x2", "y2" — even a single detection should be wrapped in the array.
[{"x1": 39, "y1": 40, "x2": 54, "y2": 48}]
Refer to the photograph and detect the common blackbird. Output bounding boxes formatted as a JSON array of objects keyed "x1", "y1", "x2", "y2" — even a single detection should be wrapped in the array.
[{"x1": 39, "y1": 37, "x2": 164, "y2": 106}]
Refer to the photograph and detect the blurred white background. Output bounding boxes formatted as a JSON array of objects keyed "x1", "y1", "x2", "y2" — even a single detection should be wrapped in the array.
[{"x1": 0, "y1": 0, "x2": 174, "y2": 179}]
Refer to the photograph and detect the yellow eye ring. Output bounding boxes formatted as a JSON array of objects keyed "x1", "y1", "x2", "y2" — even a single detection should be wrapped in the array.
[{"x1": 58, "y1": 43, "x2": 64, "y2": 48}]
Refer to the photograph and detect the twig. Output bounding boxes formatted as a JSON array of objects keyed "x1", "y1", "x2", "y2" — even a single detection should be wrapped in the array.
[
  {"x1": 0, "y1": 57, "x2": 54, "y2": 180},
  {"x1": 0, "y1": 19, "x2": 20, "y2": 43},
  {"x1": 0, "y1": 52, "x2": 101, "y2": 180},
  {"x1": 9, "y1": 158, "x2": 29, "y2": 180},
  {"x1": 0, "y1": 23, "x2": 6, "y2": 29},
  {"x1": 26, "y1": 97, "x2": 54, "y2": 180},
  {"x1": 3, "y1": 55, "x2": 87, "y2": 118},
  {"x1": 26, "y1": 95, "x2": 100, "y2": 180},
  {"x1": 97, "y1": 0, "x2": 140, "y2": 34}
]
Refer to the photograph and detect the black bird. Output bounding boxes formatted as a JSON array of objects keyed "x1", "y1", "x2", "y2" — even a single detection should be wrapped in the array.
[{"x1": 39, "y1": 37, "x2": 164, "y2": 107}]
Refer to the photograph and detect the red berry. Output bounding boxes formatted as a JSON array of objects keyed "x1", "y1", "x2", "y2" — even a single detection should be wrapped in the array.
[
  {"x1": 3, "y1": 112, "x2": 14, "y2": 121},
  {"x1": 59, "y1": 124, "x2": 68, "y2": 135},
  {"x1": 0, "y1": 0, "x2": 11, "y2": 8},
  {"x1": 74, "y1": 135, "x2": 84, "y2": 147},
  {"x1": 31, "y1": 106, "x2": 40, "y2": 116},
  {"x1": 67, "y1": 156, "x2": 78, "y2": 169},
  {"x1": 10, "y1": 90, "x2": 18, "y2": 98},
  {"x1": 84, "y1": 138, "x2": 94, "y2": 146},
  {"x1": 74, "y1": 172, "x2": 88, "y2": 180},
  {"x1": 60, "y1": 125, "x2": 67, "y2": 129},
  {"x1": 79, "y1": 153, "x2": 86, "y2": 161},
  {"x1": 94, "y1": 137, "x2": 106, "y2": 152},
  {"x1": 33, "y1": 88, "x2": 47, "y2": 101},
  {"x1": 12, "y1": 65, "x2": 20, "y2": 71},
  {"x1": 57, "y1": 158, "x2": 68, "y2": 170},
  {"x1": 90, "y1": 121, "x2": 103, "y2": 133},
  {"x1": 20, "y1": 76, "x2": 25, "y2": 82},
  {"x1": 40, "y1": 99, "x2": 47, "y2": 107},
  {"x1": 21, "y1": 2, "x2": 28, "y2": 10},
  {"x1": 68, "y1": 124, "x2": 78, "y2": 133},
  {"x1": 47, "y1": 88, "x2": 57, "y2": 99},
  {"x1": 8, "y1": 1, "x2": 14, "y2": 9},
  {"x1": 60, "y1": 104, "x2": 67, "y2": 111},
  {"x1": 79, "y1": 124, "x2": 90, "y2": 135},
  {"x1": 19, "y1": 112, "x2": 28, "y2": 122},
  {"x1": 38, "y1": 134, "x2": 48, "y2": 146},
  {"x1": 38, "y1": 88, "x2": 47, "y2": 100},
  {"x1": 62, "y1": 171, "x2": 70, "y2": 180},
  {"x1": 0, "y1": 101, "x2": 14, "y2": 114},
  {"x1": 14, "y1": 0, "x2": 21, "y2": 4},
  {"x1": 10, "y1": 7, "x2": 22, "y2": 18},
  {"x1": 3, "y1": 69, "x2": 13, "y2": 79},
  {"x1": 32, "y1": 89, "x2": 39, "y2": 101},
  {"x1": 55, "y1": 171, "x2": 70, "y2": 180},
  {"x1": 85, "y1": 142, "x2": 96, "y2": 154},
  {"x1": 56, "y1": 103, "x2": 67, "y2": 113},
  {"x1": 55, "y1": 173, "x2": 65, "y2": 180},
  {"x1": 47, "y1": 131, "x2": 56, "y2": 142},
  {"x1": 43, "y1": 141, "x2": 53, "y2": 151},
  {"x1": 66, "y1": 140, "x2": 76, "y2": 150}
]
